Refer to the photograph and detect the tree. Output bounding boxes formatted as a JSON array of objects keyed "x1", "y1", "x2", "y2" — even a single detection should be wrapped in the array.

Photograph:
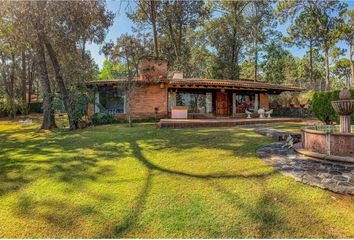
[
  {"x1": 261, "y1": 41, "x2": 290, "y2": 84},
  {"x1": 35, "y1": 34, "x2": 57, "y2": 129},
  {"x1": 296, "y1": 50, "x2": 325, "y2": 90},
  {"x1": 103, "y1": 35, "x2": 146, "y2": 127},
  {"x1": 29, "y1": 0, "x2": 113, "y2": 129},
  {"x1": 128, "y1": 0, "x2": 209, "y2": 75},
  {"x1": 0, "y1": 0, "x2": 113, "y2": 129},
  {"x1": 277, "y1": 1, "x2": 319, "y2": 89},
  {"x1": 205, "y1": 1, "x2": 250, "y2": 79},
  {"x1": 158, "y1": 0, "x2": 209, "y2": 73},
  {"x1": 282, "y1": 12, "x2": 319, "y2": 89},
  {"x1": 129, "y1": 0, "x2": 160, "y2": 58},
  {"x1": 240, "y1": 60, "x2": 256, "y2": 79},
  {"x1": 276, "y1": 0, "x2": 347, "y2": 91},
  {"x1": 315, "y1": 1, "x2": 347, "y2": 91},
  {"x1": 244, "y1": 0, "x2": 274, "y2": 81},
  {"x1": 332, "y1": 58, "x2": 351, "y2": 87},
  {"x1": 341, "y1": 9, "x2": 354, "y2": 86},
  {"x1": 99, "y1": 60, "x2": 127, "y2": 80},
  {"x1": 185, "y1": 30, "x2": 215, "y2": 78}
]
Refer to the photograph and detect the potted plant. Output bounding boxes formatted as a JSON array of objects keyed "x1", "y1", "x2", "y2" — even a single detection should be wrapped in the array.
[
  {"x1": 298, "y1": 91, "x2": 312, "y2": 108},
  {"x1": 288, "y1": 93, "x2": 300, "y2": 108}
]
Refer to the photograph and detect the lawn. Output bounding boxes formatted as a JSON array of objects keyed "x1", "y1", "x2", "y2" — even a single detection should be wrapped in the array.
[
  {"x1": 260, "y1": 121, "x2": 320, "y2": 134},
  {"x1": 0, "y1": 119, "x2": 353, "y2": 238}
]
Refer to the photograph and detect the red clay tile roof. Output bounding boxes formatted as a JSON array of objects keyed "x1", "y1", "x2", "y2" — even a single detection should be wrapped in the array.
[
  {"x1": 87, "y1": 78, "x2": 302, "y2": 92},
  {"x1": 168, "y1": 78, "x2": 302, "y2": 91}
]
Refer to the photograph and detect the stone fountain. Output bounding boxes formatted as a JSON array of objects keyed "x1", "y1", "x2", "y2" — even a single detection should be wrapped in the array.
[
  {"x1": 298, "y1": 88, "x2": 354, "y2": 162},
  {"x1": 331, "y1": 88, "x2": 354, "y2": 133}
]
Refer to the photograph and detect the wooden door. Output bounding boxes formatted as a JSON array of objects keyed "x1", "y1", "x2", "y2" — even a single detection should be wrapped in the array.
[{"x1": 216, "y1": 92, "x2": 229, "y2": 116}]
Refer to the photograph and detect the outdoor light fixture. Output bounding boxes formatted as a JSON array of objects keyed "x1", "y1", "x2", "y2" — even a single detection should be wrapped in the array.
[
  {"x1": 160, "y1": 83, "x2": 165, "y2": 89},
  {"x1": 221, "y1": 89, "x2": 225, "y2": 93}
]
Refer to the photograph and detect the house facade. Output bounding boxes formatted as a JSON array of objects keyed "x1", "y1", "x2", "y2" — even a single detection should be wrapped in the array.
[{"x1": 87, "y1": 59, "x2": 302, "y2": 120}]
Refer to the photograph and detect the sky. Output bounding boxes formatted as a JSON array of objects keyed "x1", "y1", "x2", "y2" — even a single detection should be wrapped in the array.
[{"x1": 87, "y1": 0, "x2": 354, "y2": 70}]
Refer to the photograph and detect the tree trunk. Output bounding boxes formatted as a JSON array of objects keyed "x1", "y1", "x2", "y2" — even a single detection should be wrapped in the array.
[
  {"x1": 41, "y1": 32, "x2": 78, "y2": 129},
  {"x1": 324, "y1": 47, "x2": 330, "y2": 91},
  {"x1": 126, "y1": 58, "x2": 133, "y2": 128},
  {"x1": 35, "y1": 38, "x2": 57, "y2": 130},
  {"x1": 254, "y1": 35, "x2": 258, "y2": 82},
  {"x1": 9, "y1": 54, "x2": 16, "y2": 119},
  {"x1": 350, "y1": 44, "x2": 354, "y2": 87},
  {"x1": 21, "y1": 51, "x2": 28, "y2": 114},
  {"x1": 150, "y1": 0, "x2": 159, "y2": 59},
  {"x1": 309, "y1": 40, "x2": 314, "y2": 90},
  {"x1": 27, "y1": 58, "x2": 33, "y2": 111},
  {"x1": 82, "y1": 38, "x2": 86, "y2": 61}
]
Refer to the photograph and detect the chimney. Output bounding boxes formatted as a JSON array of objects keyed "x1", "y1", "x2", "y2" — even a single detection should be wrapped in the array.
[
  {"x1": 173, "y1": 71, "x2": 184, "y2": 79},
  {"x1": 139, "y1": 58, "x2": 168, "y2": 80}
]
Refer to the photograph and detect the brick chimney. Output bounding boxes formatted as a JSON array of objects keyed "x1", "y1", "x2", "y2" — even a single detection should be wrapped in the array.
[
  {"x1": 173, "y1": 71, "x2": 184, "y2": 79},
  {"x1": 139, "y1": 58, "x2": 168, "y2": 80}
]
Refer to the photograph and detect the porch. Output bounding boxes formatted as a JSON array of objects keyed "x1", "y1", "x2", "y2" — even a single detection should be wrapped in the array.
[
  {"x1": 167, "y1": 88, "x2": 268, "y2": 118},
  {"x1": 159, "y1": 117, "x2": 303, "y2": 128}
]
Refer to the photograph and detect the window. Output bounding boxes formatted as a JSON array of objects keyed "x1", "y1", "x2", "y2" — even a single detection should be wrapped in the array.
[
  {"x1": 176, "y1": 92, "x2": 208, "y2": 113},
  {"x1": 235, "y1": 94, "x2": 256, "y2": 113},
  {"x1": 99, "y1": 89, "x2": 125, "y2": 114}
]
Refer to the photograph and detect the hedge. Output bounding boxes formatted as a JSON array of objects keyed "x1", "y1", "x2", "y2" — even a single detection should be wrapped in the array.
[
  {"x1": 29, "y1": 102, "x2": 43, "y2": 113},
  {"x1": 312, "y1": 89, "x2": 354, "y2": 123}
]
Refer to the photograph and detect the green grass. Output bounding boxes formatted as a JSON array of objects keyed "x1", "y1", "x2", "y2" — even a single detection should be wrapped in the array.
[{"x1": 0, "y1": 119, "x2": 353, "y2": 238}]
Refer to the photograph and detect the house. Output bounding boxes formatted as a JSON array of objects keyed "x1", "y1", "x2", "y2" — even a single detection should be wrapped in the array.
[{"x1": 86, "y1": 59, "x2": 302, "y2": 120}]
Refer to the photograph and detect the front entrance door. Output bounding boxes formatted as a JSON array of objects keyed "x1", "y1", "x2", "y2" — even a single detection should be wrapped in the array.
[{"x1": 216, "y1": 92, "x2": 229, "y2": 116}]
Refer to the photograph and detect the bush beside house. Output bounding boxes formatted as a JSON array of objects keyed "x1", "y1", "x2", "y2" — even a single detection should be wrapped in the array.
[{"x1": 312, "y1": 89, "x2": 354, "y2": 123}]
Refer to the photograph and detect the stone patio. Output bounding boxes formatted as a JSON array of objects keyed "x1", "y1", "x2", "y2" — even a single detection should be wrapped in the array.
[{"x1": 256, "y1": 141, "x2": 354, "y2": 195}]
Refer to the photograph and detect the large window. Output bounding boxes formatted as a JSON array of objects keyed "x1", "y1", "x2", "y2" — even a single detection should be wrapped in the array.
[
  {"x1": 176, "y1": 92, "x2": 208, "y2": 113},
  {"x1": 99, "y1": 89, "x2": 125, "y2": 114},
  {"x1": 235, "y1": 94, "x2": 256, "y2": 113}
]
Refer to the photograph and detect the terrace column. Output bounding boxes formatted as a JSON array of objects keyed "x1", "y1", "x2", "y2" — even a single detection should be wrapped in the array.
[
  {"x1": 168, "y1": 91, "x2": 176, "y2": 112},
  {"x1": 232, "y1": 93, "x2": 236, "y2": 115},
  {"x1": 255, "y1": 94, "x2": 259, "y2": 110},
  {"x1": 94, "y1": 91, "x2": 100, "y2": 113},
  {"x1": 206, "y1": 92, "x2": 213, "y2": 114}
]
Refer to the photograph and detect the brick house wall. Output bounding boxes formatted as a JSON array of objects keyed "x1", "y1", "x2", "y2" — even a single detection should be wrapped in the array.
[
  {"x1": 129, "y1": 83, "x2": 168, "y2": 119},
  {"x1": 88, "y1": 83, "x2": 168, "y2": 120}
]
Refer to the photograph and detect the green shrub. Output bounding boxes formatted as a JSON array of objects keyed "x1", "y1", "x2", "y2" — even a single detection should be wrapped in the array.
[
  {"x1": 91, "y1": 113, "x2": 126, "y2": 125},
  {"x1": 29, "y1": 102, "x2": 43, "y2": 113},
  {"x1": 312, "y1": 89, "x2": 354, "y2": 123}
]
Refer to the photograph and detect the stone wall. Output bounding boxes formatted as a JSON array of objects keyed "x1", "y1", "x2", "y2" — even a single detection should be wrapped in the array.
[{"x1": 272, "y1": 107, "x2": 313, "y2": 118}]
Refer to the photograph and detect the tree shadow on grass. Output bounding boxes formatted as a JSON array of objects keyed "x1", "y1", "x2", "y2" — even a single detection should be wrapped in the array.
[
  {"x1": 129, "y1": 140, "x2": 276, "y2": 180},
  {"x1": 104, "y1": 169, "x2": 153, "y2": 238},
  {"x1": 0, "y1": 126, "x2": 132, "y2": 197},
  {"x1": 210, "y1": 181, "x2": 286, "y2": 238},
  {"x1": 2, "y1": 123, "x2": 340, "y2": 237},
  {"x1": 16, "y1": 195, "x2": 100, "y2": 231},
  {"x1": 101, "y1": 139, "x2": 278, "y2": 237},
  {"x1": 0, "y1": 161, "x2": 30, "y2": 196}
]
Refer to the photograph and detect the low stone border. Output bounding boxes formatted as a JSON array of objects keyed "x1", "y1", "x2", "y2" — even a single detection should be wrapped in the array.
[
  {"x1": 294, "y1": 144, "x2": 354, "y2": 164},
  {"x1": 159, "y1": 118, "x2": 303, "y2": 128},
  {"x1": 256, "y1": 142, "x2": 354, "y2": 195},
  {"x1": 253, "y1": 126, "x2": 291, "y2": 139}
]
